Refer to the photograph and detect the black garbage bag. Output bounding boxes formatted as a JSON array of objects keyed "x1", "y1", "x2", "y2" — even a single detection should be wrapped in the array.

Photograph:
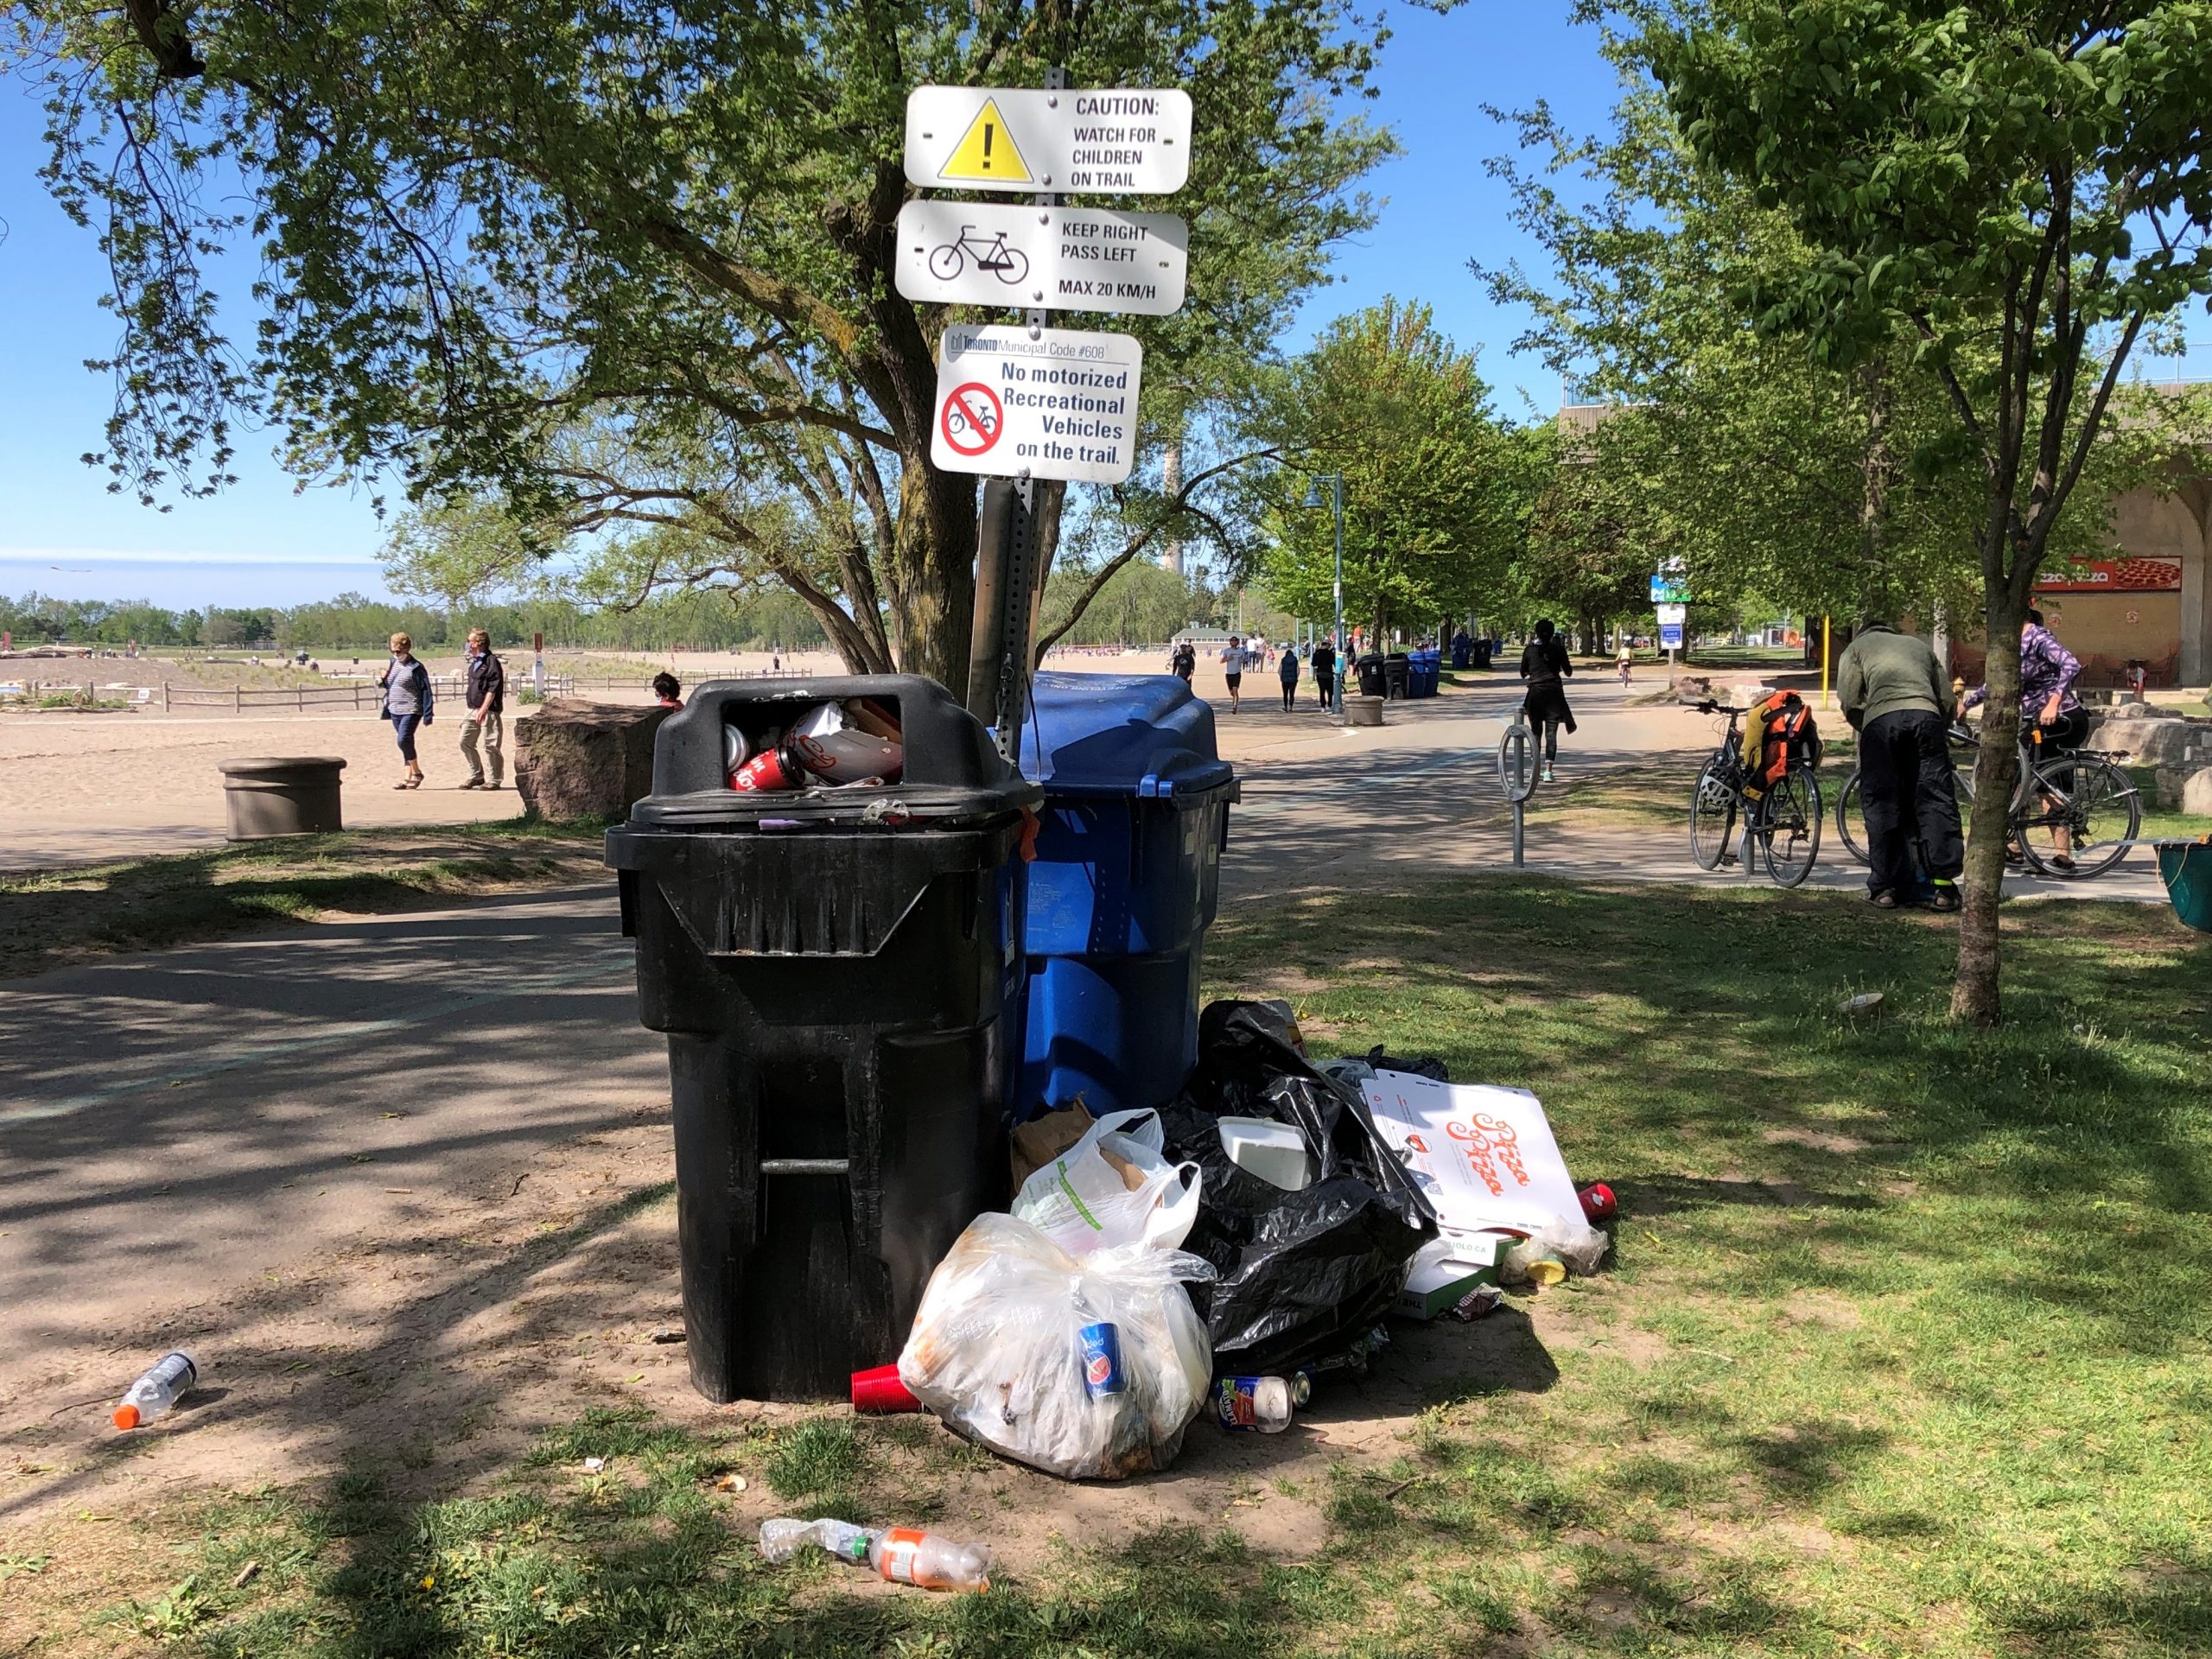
[
  {"x1": 1366, "y1": 1044, "x2": 1448, "y2": 1082},
  {"x1": 1160, "y1": 1001, "x2": 1438, "y2": 1377}
]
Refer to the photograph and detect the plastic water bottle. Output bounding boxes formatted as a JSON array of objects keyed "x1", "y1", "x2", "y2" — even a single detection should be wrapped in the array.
[
  {"x1": 112, "y1": 1351, "x2": 197, "y2": 1430},
  {"x1": 758, "y1": 1518, "x2": 990, "y2": 1592}
]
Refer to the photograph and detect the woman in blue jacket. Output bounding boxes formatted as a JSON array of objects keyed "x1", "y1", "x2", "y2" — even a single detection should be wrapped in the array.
[{"x1": 378, "y1": 632, "x2": 435, "y2": 789}]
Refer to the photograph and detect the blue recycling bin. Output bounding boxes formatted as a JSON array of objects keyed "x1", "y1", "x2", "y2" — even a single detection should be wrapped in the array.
[
  {"x1": 1411, "y1": 649, "x2": 1441, "y2": 696},
  {"x1": 1017, "y1": 672, "x2": 1238, "y2": 1117}
]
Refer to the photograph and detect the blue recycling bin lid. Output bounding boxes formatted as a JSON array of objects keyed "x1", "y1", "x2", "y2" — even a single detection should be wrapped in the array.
[{"x1": 1023, "y1": 672, "x2": 1235, "y2": 801}]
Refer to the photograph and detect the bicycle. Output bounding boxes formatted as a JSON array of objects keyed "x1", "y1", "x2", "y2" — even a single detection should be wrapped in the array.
[
  {"x1": 1834, "y1": 721, "x2": 1985, "y2": 867},
  {"x1": 1687, "y1": 700, "x2": 1822, "y2": 887},
  {"x1": 1835, "y1": 718, "x2": 2139, "y2": 879},
  {"x1": 927, "y1": 227, "x2": 1030, "y2": 285}
]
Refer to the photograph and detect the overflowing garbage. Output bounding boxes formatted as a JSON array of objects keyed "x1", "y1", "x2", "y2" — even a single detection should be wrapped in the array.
[
  {"x1": 726, "y1": 697, "x2": 904, "y2": 791},
  {"x1": 871, "y1": 997, "x2": 1615, "y2": 1489}
]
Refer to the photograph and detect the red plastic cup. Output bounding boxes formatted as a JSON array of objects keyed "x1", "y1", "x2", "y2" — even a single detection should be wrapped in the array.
[
  {"x1": 851, "y1": 1363, "x2": 921, "y2": 1414},
  {"x1": 1578, "y1": 1182, "x2": 1618, "y2": 1224}
]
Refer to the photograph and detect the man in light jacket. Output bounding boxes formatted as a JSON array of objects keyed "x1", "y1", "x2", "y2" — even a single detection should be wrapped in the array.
[{"x1": 1837, "y1": 618, "x2": 1961, "y2": 912}]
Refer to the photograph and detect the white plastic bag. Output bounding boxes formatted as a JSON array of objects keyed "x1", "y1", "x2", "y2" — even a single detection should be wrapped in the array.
[
  {"x1": 1499, "y1": 1217, "x2": 1611, "y2": 1284},
  {"x1": 1013, "y1": 1108, "x2": 1202, "y2": 1255},
  {"x1": 898, "y1": 1212, "x2": 1215, "y2": 1480}
]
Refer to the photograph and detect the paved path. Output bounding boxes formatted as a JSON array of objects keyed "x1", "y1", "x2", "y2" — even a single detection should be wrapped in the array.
[{"x1": 0, "y1": 890, "x2": 660, "y2": 1389}]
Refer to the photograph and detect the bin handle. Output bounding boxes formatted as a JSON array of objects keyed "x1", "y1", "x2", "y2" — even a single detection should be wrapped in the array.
[{"x1": 759, "y1": 1159, "x2": 850, "y2": 1176}]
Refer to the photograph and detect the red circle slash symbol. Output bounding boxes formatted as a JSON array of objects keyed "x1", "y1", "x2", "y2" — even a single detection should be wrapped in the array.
[{"x1": 940, "y1": 381, "x2": 1003, "y2": 457}]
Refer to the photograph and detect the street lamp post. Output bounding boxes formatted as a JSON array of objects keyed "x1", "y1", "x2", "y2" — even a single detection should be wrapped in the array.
[{"x1": 1301, "y1": 473, "x2": 1346, "y2": 713}]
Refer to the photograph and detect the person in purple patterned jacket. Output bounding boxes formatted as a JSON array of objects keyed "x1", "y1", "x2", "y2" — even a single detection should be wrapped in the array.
[{"x1": 1961, "y1": 608, "x2": 2087, "y2": 868}]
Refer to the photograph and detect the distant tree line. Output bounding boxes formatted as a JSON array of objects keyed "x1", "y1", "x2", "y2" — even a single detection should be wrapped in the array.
[{"x1": 0, "y1": 588, "x2": 827, "y2": 652}]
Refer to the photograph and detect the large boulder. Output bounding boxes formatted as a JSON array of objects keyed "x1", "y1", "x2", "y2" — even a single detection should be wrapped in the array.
[
  {"x1": 2186, "y1": 768, "x2": 2212, "y2": 819},
  {"x1": 2088, "y1": 715, "x2": 2212, "y2": 769},
  {"x1": 513, "y1": 700, "x2": 671, "y2": 821}
]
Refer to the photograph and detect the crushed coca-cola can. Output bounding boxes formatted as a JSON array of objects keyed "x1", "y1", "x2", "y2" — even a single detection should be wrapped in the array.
[
  {"x1": 730, "y1": 740, "x2": 803, "y2": 792},
  {"x1": 789, "y1": 700, "x2": 903, "y2": 785}
]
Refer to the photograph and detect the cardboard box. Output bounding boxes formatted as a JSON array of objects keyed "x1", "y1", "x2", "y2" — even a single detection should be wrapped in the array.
[
  {"x1": 1393, "y1": 1234, "x2": 1504, "y2": 1319},
  {"x1": 1363, "y1": 1071, "x2": 1583, "y2": 1236}
]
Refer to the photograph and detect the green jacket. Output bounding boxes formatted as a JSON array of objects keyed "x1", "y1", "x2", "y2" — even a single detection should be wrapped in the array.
[{"x1": 1835, "y1": 624, "x2": 1948, "y2": 730}]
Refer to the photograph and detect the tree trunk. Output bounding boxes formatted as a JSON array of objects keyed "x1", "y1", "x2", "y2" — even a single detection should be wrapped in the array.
[
  {"x1": 890, "y1": 461, "x2": 978, "y2": 690},
  {"x1": 1951, "y1": 581, "x2": 2024, "y2": 1025}
]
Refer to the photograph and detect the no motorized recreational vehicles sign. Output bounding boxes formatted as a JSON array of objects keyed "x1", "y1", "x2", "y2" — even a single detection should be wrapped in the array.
[
  {"x1": 929, "y1": 323, "x2": 1143, "y2": 485},
  {"x1": 903, "y1": 86, "x2": 1192, "y2": 195}
]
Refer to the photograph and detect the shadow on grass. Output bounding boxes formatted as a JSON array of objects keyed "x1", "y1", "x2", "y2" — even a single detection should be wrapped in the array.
[{"x1": 0, "y1": 818, "x2": 615, "y2": 977}]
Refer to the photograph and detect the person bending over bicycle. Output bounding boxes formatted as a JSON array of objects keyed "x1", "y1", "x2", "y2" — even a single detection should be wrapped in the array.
[{"x1": 1960, "y1": 607, "x2": 2086, "y2": 870}]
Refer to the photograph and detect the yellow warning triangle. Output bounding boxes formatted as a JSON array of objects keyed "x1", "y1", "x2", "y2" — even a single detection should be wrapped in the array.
[{"x1": 940, "y1": 98, "x2": 1032, "y2": 183}]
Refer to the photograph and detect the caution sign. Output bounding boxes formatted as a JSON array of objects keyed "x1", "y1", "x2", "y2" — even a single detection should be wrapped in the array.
[
  {"x1": 905, "y1": 86, "x2": 1192, "y2": 196},
  {"x1": 930, "y1": 324, "x2": 1141, "y2": 485},
  {"x1": 938, "y1": 98, "x2": 1031, "y2": 184},
  {"x1": 938, "y1": 381, "x2": 1003, "y2": 457}
]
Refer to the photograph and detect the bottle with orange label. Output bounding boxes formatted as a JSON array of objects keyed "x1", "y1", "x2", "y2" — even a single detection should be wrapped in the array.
[{"x1": 757, "y1": 1517, "x2": 991, "y2": 1592}]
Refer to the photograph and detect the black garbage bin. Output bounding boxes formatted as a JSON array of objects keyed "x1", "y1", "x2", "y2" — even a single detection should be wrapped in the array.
[
  {"x1": 1383, "y1": 652, "x2": 1412, "y2": 700},
  {"x1": 1356, "y1": 655, "x2": 1388, "y2": 698},
  {"x1": 1472, "y1": 639, "x2": 1493, "y2": 670},
  {"x1": 606, "y1": 676, "x2": 1040, "y2": 1402}
]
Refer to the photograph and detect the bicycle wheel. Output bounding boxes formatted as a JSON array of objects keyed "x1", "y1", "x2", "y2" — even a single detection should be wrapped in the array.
[
  {"x1": 1761, "y1": 762, "x2": 1822, "y2": 887},
  {"x1": 1689, "y1": 760, "x2": 1739, "y2": 870},
  {"x1": 2018, "y1": 753, "x2": 2139, "y2": 878},
  {"x1": 927, "y1": 243, "x2": 964, "y2": 281},
  {"x1": 1835, "y1": 768, "x2": 1871, "y2": 866}
]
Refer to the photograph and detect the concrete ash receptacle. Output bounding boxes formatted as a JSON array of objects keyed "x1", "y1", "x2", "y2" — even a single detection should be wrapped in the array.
[{"x1": 219, "y1": 757, "x2": 346, "y2": 840}]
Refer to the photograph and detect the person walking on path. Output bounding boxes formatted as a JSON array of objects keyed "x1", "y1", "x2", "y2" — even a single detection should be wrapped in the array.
[
  {"x1": 1518, "y1": 619, "x2": 1577, "y2": 784},
  {"x1": 1169, "y1": 639, "x2": 1198, "y2": 684},
  {"x1": 652, "y1": 671, "x2": 683, "y2": 709},
  {"x1": 1220, "y1": 635, "x2": 1248, "y2": 714},
  {"x1": 1310, "y1": 638, "x2": 1337, "y2": 712},
  {"x1": 458, "y1": 629, "x2": 505, "y2": 790},
  {"x1": 378, "y1": 632, "x2": 434, "y2": 789},
  {"x1": 1961, "y1": 608, "x2": 2087, "y2": 870},
  {"x1": 1839, "y1": 618, "x2": 1963, "y2": 910},
  {"x1": 1278, "y1": 643, "x2": 1301, "y2": 711}
]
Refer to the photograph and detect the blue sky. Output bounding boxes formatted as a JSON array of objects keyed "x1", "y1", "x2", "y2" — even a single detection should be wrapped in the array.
[{"x1": 0, "y1": 10, "x2": 1593, "y2": 607}]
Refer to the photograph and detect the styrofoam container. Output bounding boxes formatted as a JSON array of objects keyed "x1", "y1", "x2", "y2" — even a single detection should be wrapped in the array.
[{"x1": 1217, "y1": 1116, "x2": 1315, "y2": 1192}]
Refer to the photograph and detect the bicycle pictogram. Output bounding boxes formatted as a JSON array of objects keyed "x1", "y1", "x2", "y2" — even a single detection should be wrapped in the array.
[
  {"x1": 927, "y1": 226, "x2": 1030, "y2": 286},
  {"x1": 938, "y1": 381, "x2": 1003, "y2": 457}
]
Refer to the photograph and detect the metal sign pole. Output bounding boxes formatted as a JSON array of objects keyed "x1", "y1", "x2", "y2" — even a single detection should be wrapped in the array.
[{"x1": 966, "y1": 66, "x2": 1069, "y2": 768}]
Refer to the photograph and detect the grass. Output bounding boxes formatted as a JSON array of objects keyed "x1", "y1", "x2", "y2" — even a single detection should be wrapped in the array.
[
  {"x1": 16, "y1": 875, "x2": 2209, "y2": 1657},
  {"x1": 0, "y1": 818, "x2": 613, "y2": 977}
]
